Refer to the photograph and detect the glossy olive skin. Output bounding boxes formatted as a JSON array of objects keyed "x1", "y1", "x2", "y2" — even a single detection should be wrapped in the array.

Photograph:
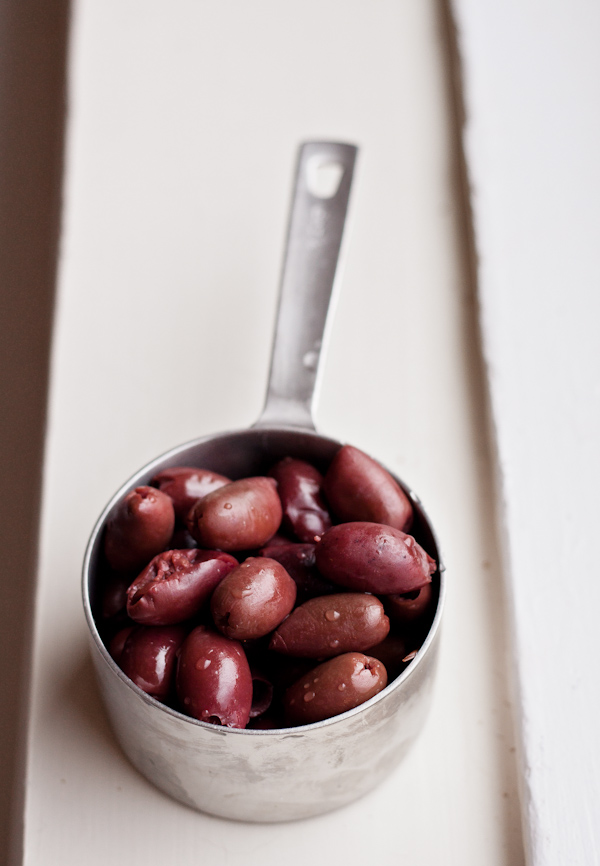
[
  {"x1": 118, "y1": 624, "x2": 188, "y2": 700},
  {"x1": 284, "y1": 652, "x2": 388, "y2": 725},
  {"x1": 187, "y1": 477, "x2": 283, "y2": 551},
  {"x1": 315, "y1": 522, "x2": 436, "y2": 595},
  {"x1": 108, "y1": 625, "x2": 135, "y2": 663},
  {"x1": 268, "y1": 457, "x2": 331, "y2": 542},
  {"x1": 151, "y1": 466, "x2": 230, "y2": 521},
  {"x1": 127, "y1": 548, "x2": 238, "y2": 625},
  {"x1": 176, "y1": 626, "x2": 252, "y2": 728},
  {"x1": 323, "y1": 445, "x2": 413, "y2": 531},
  {"x1": 386, "y1": 582, "x2": 434, "y2": 625},
  {"x1": 249, "y1": 667, "x2": 274, "y2": 719},
  {"x1": 259, "y1": 542, "x2": 337, "y2": 603},
  {"x1": 365, "y1": 633, "x2": 409, "y2": 681},
  {"x1": 269, "y1": 593, "x2": 389, "y2": 658},
  {"x1": 104, "y1": 486, "x2": 175, "y2": 573},
  {"x1": 211, "y1": 557, "x2": 297, "y2": 641}
]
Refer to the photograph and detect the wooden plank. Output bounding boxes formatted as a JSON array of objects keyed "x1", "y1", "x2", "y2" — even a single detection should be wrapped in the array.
[{"x1": 451, "y1": 1, "x2": 600, "y2": 863}]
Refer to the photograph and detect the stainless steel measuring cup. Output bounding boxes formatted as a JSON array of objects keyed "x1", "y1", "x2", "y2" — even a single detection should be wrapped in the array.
[{"x1": 82, "y1": 141, "x2": 445, "y2": 822}]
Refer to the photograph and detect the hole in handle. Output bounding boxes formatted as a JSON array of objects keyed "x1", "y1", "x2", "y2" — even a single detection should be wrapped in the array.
[{"x1": 306, "y1": 157, "x2": 344, "y2": 199}]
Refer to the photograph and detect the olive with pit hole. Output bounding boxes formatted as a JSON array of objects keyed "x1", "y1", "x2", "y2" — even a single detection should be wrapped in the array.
[
  {"x1": 104, "y1": 486, "x2": 175, "y2": 573},
  {"x1": 126, "y1": 548, "x2": 238, "y2": 626},
  {"x1": 386, "y1": 582, "x2": 434, "y2": 625},
  {"x1": 151, "y1": 466, "x2": 230, "y2": 521},
  {"x1": 176, "y1": 625, "x2": 253, "y2": 728},
  {"x1": 284, "y1": 652, "x2": 388, "y2": 725},
  {"x1": 269, "y1": 592, "x2": 389, "y2": 658},
  {"x1": 259, "y1": 542, "x2": 337, "y2": 602},
  {"x1": 118, "y1": 624, "x2": 188, "y2": 700},
  {"x1": 268, "y1": 457, "x2": 331, "y2": 542},
  {"x1": 323, "y1": 444, "x2": 413, "y2": 531},
  {"x1": 315, "y1": 521, "x2": 436, "y2": 595},
  {"x1": 187, "y1": 477, "x2": 282, "y2": 551},
  {"x1": 211, "y1": 556, "x2": 297, "y2": 641}
]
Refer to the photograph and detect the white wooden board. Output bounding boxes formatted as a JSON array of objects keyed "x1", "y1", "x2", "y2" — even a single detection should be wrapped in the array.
[
  {"x1": 17, "y1": 2, "x2": 524, "y2": 863},
  {"x1": 451, "y1": 1, "x2": 600, "y2": 863}
]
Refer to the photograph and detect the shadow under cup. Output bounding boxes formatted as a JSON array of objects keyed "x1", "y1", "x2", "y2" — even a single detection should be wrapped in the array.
[{"x1": 82, "y1": 426, "x2": 444, "y2": 822}]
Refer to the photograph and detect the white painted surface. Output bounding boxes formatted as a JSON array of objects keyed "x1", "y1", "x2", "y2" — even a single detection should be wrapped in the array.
[
  {"x1": 452, "y1": 2, "x2": 600, "y2": 864},
  {"x1": 20, "y1": 2, "x2": 523, "y2": 864}
]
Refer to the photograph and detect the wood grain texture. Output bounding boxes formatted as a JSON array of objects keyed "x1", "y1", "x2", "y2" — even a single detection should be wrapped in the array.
[{"x1": 451, "y1": 1, "x2": 600, "y2": 863}]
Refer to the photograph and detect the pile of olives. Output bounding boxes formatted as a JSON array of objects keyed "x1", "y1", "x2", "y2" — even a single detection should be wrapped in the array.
[{"x1": 97, "y1": 445, "x2": 437, "y2": 729}]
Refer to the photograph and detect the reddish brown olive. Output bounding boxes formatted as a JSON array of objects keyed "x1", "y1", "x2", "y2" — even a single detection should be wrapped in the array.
[
  {"x1": 386, "y1": 582, "x2": 434, "y2": 625},
  {"x1": 176, "y1": 626, "x2": 252, "y2": 728},
  {"x1": 269, "y1": 593, "x2": 389, "y2": 658},
  {"x1": 284, "y1": 652, "x2": 388, "y2": 725},
  {"x1": 187, "y1": 477, "x2": 282, "y2": 551},
  {"x1": 151, "y1": 466, "x2": 230, "y2": 520},
  {"x1": 365, "y1": 633, "x2": 409, "y2": 681},
  {"x1": 211, "y1": 557, "x2": 297, "y2": 641},
  {"x1": 249, "y1": 667, "x2": 274, "y2": 719},
  {"x1": 259, "y1": 542, "x2": 337, "y2": 602},
  {"x1": 108, "y1": 625, "x2": 136, "y2": 663},
  {"x1": 119, "y1": 624, "x2": 187, "y2": 699},
  {"x1": 323, "y1": 445, "x2": 413, "y2": 531},
  {"x1": 126, "y1": 548, "x2": 238, "y2": 625},
  {"x1": 315, "y1": 522, "x2": 436, "y2": 595},
  {"x1": 104, "y1": 486, "x2": 175, "y2": 573},
  {"x1": 268, "y1": 457, "x2": 331, "y2": 542}
]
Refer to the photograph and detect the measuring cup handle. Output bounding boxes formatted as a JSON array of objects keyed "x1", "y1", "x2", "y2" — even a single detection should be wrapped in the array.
[{"x1": 255, "y1": 141, "x2": 358, "y2": 429}]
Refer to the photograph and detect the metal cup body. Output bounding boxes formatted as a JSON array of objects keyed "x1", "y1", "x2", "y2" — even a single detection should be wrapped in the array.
[{"x1": 83, "y1": 427, "x2": 444, "y2": 822}]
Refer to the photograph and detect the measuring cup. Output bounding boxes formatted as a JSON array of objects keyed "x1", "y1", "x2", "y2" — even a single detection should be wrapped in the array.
[{"x1": 82, "y1": 141, "x2": 445, "y2": 822}]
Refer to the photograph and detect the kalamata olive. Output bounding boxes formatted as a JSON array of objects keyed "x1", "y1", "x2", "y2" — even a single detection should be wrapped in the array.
[
  {"x1": 176, "y1": 626, "x2": 252, "y2": 728},
  {"x1": 100, "y1": 571, "x2": 130, "y2": 620},
  {"x1": 323, "y1": 444, "x2": 413, "y2": 531},
  {"x1": 386, "y1": 582, "x2": 434, "y2": 625},
  {"x1": 187, "y1": 477, "x2": 282, "y2": 551},
  {"x1": 268, "y1": 457, "x2": 331, "y2": 542},
  {"x1": 259, "y1": 542, "x2": 337, "y2": 602},
  {"x1": 126, "y1": 548, "x2": 238, "y2": 625},
  {"x1": 211, "y1": 557, "x2": 296, "y2": 641},
  {"x1": 119, "y1": 624, "x2": 187, "y2": 699},
  {"x1": 269, "y1": 593, "x2": 389, "y2": 658},
  {"x1": 168, "y1": 526, "x2": 198, "y2": 549},
  {"x1": 315, "y1": 522, "x2": 436, "y2": 594},
  {"x1": 108, "y1": 625, "x2": 135, "y2": 663},
  {"x1": 364, "y1": 633, "x2": 408, "y2": 681},
  {"x1": 104, "y1": 486, "x2": 175, "y2": 573},
  {"x1": 249, "y1": 667, "x2": 274, "y2": 719},
  {"x1": 151, "y1": 466, "x2": 230, "y2": 520},
  {"x1": 284, "y1": 652, "x2": 388, "y2": 725}
]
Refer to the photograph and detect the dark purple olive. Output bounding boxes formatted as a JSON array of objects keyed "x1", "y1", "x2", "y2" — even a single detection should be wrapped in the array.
[
  {"x1": 119, "y1": 624, "x2": 188, "y2": 699},
  {"x1": 386, "y1": 582, "x2": 434, "y2": 625},
  {"x1": 249, "y1": 667, "x2": 274, "y2": 719},
  {"x1": 268, "y1": 457, "x2": 331, "y2": 542},
  {"x1": 100, "y1": 571, "x2": 130, "y2": 621},
  {"x1": 323, "y1": 445, "x2": 413, "y2": 531},
  {"x1": 211, "y1": 557, "x2": 297, "y2": 641},
  {"x1": 364, "y1": 633, "x2": 408, "y2": 681},
  {"x1": 151, "y1": 466, "x2": 230, "y2": 520},
  {"x1": 168, "y1": 526, "x2": 198, "y2": 549},
  {"x1": 176, "y1": 626, "x2": 252, "y2": 728},
  {"x1": 187, "y1": 477, "x2": 282, "y2": 551},
  {"x1": 259, "y1": 542, "x2": 337, "y2": 602},
  {"x1": 126, "y1": 548, "x2": 238, "y2": 625},
  {"x1": 108, "y1": 625, "x2": 135, "y2": 663},
  {"x1": 269, "y1": 593, "x2": 389, "y2": 658},
  {"x1": 284, "y1": 653, "x2": 387, "y2": 725},
  {"x1": 315, "y1": 522, "x2": 436, "y2": 595},
  {"x1": 104, "y1": 486, "x2": 175, "y2": 573}
]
